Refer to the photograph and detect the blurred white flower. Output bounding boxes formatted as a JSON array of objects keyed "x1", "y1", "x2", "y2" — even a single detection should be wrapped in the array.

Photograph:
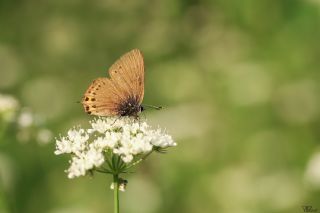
[
  {"x1": 17, "y1": 109, "x2": 34, "y2": 127},
  {"x1": 0, "y1": 94, "x2": 19, "y2": 122},
  {"x1": 305, "y1": 152, "x2": 320, "y2": 188},
  {"x1": 55, "y1": 117, "x2": 176, "y2": 179},
  {"x1": 37, "y1": 128, "x2": 53, "y2": 145}
]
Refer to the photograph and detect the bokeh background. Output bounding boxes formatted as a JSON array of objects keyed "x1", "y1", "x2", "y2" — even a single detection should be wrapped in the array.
[{"x1": 1, "y1": 0, "x2": 320, "y2": 212}]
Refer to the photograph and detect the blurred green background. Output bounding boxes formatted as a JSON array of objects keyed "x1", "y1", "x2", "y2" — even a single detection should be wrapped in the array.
[{"x1": 1, "y1": 0, "x2": 320, "y2": 212}]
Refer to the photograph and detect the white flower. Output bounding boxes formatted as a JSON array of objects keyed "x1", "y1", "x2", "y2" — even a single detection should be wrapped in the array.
[
  {"x1": 67, "y1": 147, "x2": 105, "y2": 179},
  {"x1": 305, "y1": 152, "x2": 320, "y2": 188},
  {"x1": 89, "y1": 118, "x2": 112, "y2": 133},
  {"x1": 55, "y1": 128, "x2": 89, "y2": 155},
  {"x1": 150, "y1": 129, "x2": 176, "y2": 147},
  {"x1": 0, "y1": 94, "x2": 19, "y2": 122},
  {"x1": 55, "y1": 117, "x2": 176, "y2": 178}
]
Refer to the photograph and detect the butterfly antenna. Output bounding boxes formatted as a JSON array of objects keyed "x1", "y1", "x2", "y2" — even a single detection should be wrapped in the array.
[
  {"x1": 143, "y1": 104, "x2": 163, "y2": 110},
  {"x1": 141, "y1": 110, "x2": 147, "y2": 121}
]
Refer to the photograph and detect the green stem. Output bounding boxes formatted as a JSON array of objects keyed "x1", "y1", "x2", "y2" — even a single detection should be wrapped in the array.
[
  {"x1": 125, "y1": 150, "x2": 154, "y2": 171},
  {"x1": 113, "y1": 174, "x2": 119, "y2": 213}
]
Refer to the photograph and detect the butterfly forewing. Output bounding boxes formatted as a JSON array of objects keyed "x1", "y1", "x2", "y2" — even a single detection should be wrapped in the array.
[{"x1": 108, "y1": 49, "x2": 144, "y2": 104}]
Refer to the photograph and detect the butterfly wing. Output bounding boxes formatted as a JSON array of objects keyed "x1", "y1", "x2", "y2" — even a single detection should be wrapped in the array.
[
  {"x1": 81, "y1": 78, "x2": 125, "y2": 116},
  {"x1": 108, "y1": 49, "x2": 144, "y2": 104}
]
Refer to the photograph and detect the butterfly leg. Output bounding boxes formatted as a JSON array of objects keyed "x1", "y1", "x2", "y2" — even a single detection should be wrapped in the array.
[
  {"x1": 141, "y1": 111, "x2": 147, "y2": 124},
  {"x1": 138, "y1": 116, "x2": 141, "y2": 127},
  {"x1": 111, "y1": 115, "x2": 122, "y2": 126},
  {"x1": 137, "y1": 112, "x2": 146, "y2": 127}
]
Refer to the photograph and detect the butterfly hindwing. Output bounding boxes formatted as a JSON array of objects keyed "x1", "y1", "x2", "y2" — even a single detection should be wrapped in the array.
[{"x1": 82, "y1": 78, "x2": 121, "y2": 116}]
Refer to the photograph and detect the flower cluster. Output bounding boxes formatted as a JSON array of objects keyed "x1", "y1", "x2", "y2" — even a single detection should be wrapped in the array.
[{"x1": 55, "y1": 117, "x2": 176, "y2": 178}]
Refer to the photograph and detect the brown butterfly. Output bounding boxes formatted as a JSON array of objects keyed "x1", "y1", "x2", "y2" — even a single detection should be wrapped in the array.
[{"x1": 81, "y1": 49, "x2": 160, "y2": 118}]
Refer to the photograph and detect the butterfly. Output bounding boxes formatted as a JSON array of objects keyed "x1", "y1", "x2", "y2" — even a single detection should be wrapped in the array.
[{"x1": 82, "y1": 49, "x2": 160, "y2": 118}]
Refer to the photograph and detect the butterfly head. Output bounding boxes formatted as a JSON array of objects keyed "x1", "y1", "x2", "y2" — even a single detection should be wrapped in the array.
[{"x1": 140, "y1": 105, "x2": 144, "y2": 112}]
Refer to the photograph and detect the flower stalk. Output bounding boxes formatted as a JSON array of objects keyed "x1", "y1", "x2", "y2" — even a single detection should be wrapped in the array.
[{"x1": 113, "y1": 174, "x2": 119, "y2": 213}]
